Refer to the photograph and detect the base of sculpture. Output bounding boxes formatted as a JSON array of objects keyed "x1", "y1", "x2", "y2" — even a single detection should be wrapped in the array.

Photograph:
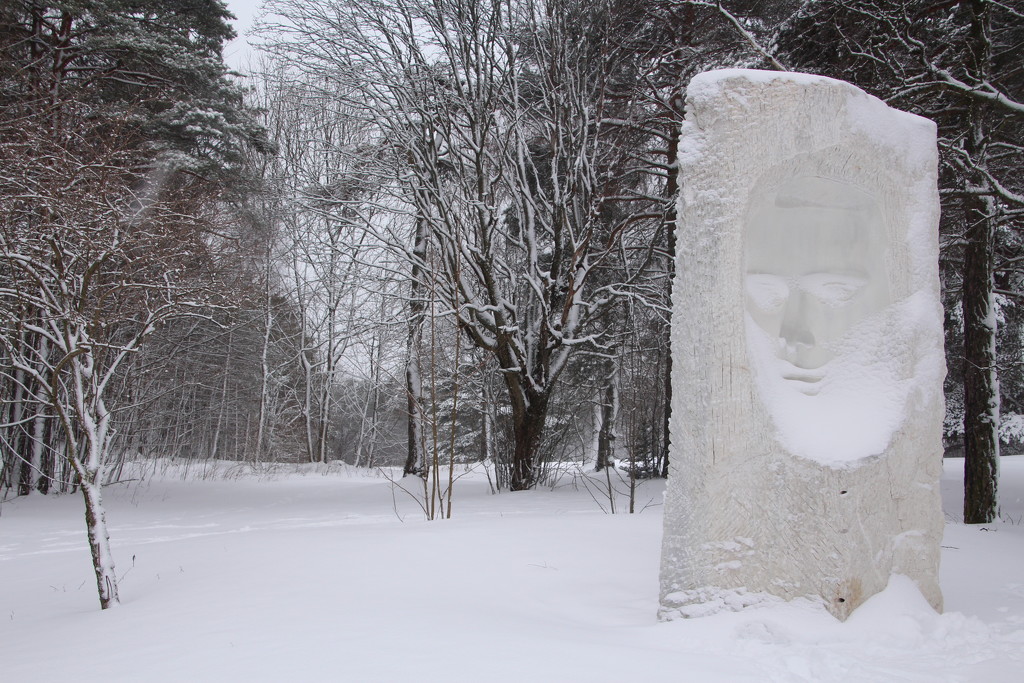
[
  {"x1": 659, "y1": 69, "x2": 945, "y2": 621},
  {"x1": 660, "y1": 586, "x2": 785, "y2": 621}
]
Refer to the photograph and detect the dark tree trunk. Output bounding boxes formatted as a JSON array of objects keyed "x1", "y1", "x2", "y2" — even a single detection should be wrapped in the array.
[
  {"x1": 962, "y1": 190, "x2": 999, "y2": 523},
  {"x1": 509, "y1": 394, "x2": 548, "y2": 491},
  {"x1": 36, "y1": 414, "x2": 55, "y2": 494},
  {"x1": 404, "y1": 216, "x2": 428, "y2": 477},
  {"x1": 962, "y1": 0, "x2": 999, "y2": 525},
  {"x1": 596, "y1": 355, "x2": 618, "y2": 472},
  {"x1": 15, "y1": 424, "x2": 32, "y2": 496},
  {"x1": 404, "y1": 333, "x2": 424, "y2": 477}
]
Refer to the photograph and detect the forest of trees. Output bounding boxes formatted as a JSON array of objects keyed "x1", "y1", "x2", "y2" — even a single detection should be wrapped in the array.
[{"x1": 1, "y1": 0, "x2": 1022, "y2": 605}]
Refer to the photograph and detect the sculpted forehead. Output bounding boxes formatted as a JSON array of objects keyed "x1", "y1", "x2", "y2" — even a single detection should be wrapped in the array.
[{"x1": 745, "y1": 176, "x2": 887, "y2": 276}]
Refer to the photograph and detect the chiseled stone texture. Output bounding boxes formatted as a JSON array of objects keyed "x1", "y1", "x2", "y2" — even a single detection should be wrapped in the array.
[{"x1": 659, "y1": 69, "x2": 945, "y2": 621}]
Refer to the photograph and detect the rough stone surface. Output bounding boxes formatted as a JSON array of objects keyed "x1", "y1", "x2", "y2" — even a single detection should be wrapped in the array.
[{"x1": 659, "y1": 69, "x2": 945, "y2": 621}]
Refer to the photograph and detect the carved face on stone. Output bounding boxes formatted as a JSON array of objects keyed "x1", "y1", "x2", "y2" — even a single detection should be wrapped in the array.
[
  {"x1": 743, "y1": 174, "x2": 908, "y2": 462},
  {"x1": 744, "y1": 176, "x2": 890, "y2": 396}
]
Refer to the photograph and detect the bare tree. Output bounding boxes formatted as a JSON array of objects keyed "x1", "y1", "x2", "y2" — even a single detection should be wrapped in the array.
[
  {"x1": 0, "y1": 115, "x2": 229, "y2": 606},
  {"x1": 261, "y1": 0, "x2": 670, "y2": 489}
]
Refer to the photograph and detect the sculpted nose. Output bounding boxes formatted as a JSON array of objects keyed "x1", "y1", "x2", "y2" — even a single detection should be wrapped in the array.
[{"x1": 779, "y1": 290, "x2": 815, "y2": 354}]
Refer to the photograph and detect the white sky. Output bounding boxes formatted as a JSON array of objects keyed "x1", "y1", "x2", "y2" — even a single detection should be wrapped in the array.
[{"x1": 223, "y1": 0, "x2": 265, "y2": 73}]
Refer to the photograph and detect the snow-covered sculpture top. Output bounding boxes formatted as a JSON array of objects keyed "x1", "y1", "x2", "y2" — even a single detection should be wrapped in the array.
[{"x1": 659, "y1": 69, "x2": 945, "y2": 621}]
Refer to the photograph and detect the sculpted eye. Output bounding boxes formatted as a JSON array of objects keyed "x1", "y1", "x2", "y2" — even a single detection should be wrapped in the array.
[
  {"x1": 745, "y1": 274, "x2": 789, "y2": 312},
  {"x1": 800, "y1": 273, "x2": 867, "y2": 306}
]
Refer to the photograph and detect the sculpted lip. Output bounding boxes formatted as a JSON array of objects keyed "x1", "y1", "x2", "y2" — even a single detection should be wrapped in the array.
[
  {"x1": 777, "y1": 360, "x2": 825, "y2": 384},
  {"x1": 783, "y1": 376, "x2": 823, "y2": 396},
  {"x1": 782, "y1": 371, "x2": 823, "y2": 383},
  {"x1": 776, "y1": 361, "x2": 826, "y2": 394}
]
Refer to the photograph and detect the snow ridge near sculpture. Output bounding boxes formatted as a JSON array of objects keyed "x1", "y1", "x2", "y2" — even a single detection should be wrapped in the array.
[{"x1": 659, "y1": 69, "x2": 945, "y2": 621}]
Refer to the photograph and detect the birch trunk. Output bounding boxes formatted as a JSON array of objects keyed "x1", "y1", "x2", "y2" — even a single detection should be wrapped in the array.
[{"x1": 80, "y1": 476, "x2": 119, "y2": 609}]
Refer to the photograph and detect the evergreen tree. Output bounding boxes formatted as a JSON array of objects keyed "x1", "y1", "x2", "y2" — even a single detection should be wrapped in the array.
[{"x1": 0, "y1": 0, "x2": 266, "y2": 175}]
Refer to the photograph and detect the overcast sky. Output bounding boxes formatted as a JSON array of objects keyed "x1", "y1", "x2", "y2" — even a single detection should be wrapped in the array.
[{"x1": 223, "y1": 0, "x2": 264, "y2": 73}]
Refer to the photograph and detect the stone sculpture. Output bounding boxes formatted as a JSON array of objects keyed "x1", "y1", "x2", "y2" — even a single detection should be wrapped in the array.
[{"x1": 659, "y1": 70, "x2": 945, "y2": 621}]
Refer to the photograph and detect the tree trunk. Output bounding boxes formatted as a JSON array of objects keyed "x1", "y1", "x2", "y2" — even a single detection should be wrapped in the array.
[
  {"x1": 36, "y1": 413, "x2": 55, "y2": 494},
  {"x1": 80, "y1": 477, "x2": 119, "y2": 609},
  {"x1": 316, "y1": 315, "x2": 338, "y2": 464},
  {"x1": 404, "y1": 217, "x2": 428, "y2": 476},
  {"x1": 28, "y1": 406, "x2": 49, "y2": 493},
  {"x1": 363, "y1": 321, "x2": 385, "y2": 469},
  {"x1": 509, "y1": 394, "x2": 548, "y2": 491},
  {"x1": 8, "y1": 329, "x2": 33, "y2": 496},
  {"x1": 962, "y1": 190, "x2": 999, "y2": 523},
  {"x1": 596, "y1": 355, "x2": 619, "y2": 471},
  {"x1": 962, "y1": 0, "x2": 999, "y2": 525},
  {"x1": 211, "y1": 335, "x2": 231, "y2": 460},
  {"x1": 255, "y1": 267, "x2": 273, "y2": 464},
  {"x1": 403, "y1": 315, "x2": 426, "y2": 476}
]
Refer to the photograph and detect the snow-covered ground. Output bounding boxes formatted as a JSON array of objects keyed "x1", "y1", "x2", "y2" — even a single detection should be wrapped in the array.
[{"x1": 2, "y1": 458, "x2": 1023, "y2": 682}]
